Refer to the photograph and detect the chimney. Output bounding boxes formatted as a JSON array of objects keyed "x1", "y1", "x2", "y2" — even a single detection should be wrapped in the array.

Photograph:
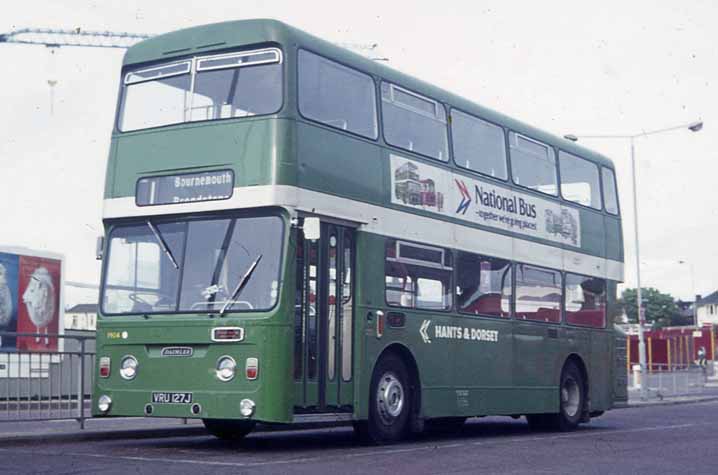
[{"x1": 695, "y1": 295, "x2": 702, "y2": 305}]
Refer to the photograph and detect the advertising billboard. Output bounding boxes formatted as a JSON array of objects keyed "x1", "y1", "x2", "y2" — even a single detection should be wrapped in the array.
[{"x1": 0, "y1": 246, "x2": 64, "y2": 378}]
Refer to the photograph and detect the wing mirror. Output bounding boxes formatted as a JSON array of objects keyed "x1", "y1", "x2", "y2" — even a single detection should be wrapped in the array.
[{"x1": 96, "y1": 235, "x2": 105, "y2": 260}]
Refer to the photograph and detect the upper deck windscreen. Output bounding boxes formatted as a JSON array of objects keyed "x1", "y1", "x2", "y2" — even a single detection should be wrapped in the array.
[{"x1": 118, "y1": 48, "x2": 282, "y2": 132}]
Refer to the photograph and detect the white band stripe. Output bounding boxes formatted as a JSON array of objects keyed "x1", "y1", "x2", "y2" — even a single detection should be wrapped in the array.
[{"x1": 102, "y1": 185, "x2": 624, "y2": 281}]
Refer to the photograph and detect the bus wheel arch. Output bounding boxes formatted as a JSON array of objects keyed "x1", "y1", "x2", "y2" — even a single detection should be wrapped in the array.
[{"x1": 379, "y1": 344, "x2": 422, "y2": 426}]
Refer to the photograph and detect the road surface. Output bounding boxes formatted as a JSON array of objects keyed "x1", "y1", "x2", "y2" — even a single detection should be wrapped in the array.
[{"x1": 1, "y1": 400, "x2": 716, "y2": 474}]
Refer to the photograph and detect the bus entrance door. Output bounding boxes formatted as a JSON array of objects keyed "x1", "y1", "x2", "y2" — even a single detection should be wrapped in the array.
[{"x1": 294, "y1": 222, "x2": 354, "y2": 412}]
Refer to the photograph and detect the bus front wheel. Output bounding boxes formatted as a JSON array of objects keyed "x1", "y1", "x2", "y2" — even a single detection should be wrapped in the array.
[
  {"x1": 202, "y1": 418, "x2": 255, "y2": 440},
  {"x1": 366, "y1": 354, "x2": 412, "y2": 444}
]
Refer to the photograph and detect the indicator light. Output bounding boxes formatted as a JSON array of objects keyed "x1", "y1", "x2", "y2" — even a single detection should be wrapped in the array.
[
  {"x1": 377, "y1": 310, "x2": 385, "y2": 339},
  {"x1": 99, "y1": 357, "x2": 111, "y2": 378},
  {"x1": 245, "y1": 357, "x2": 259, "y2": 380}
]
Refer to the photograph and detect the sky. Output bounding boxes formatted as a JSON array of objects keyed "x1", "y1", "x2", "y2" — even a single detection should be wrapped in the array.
[{"x1": 1, "y1": 0, "x2": 716, "y2": 305}]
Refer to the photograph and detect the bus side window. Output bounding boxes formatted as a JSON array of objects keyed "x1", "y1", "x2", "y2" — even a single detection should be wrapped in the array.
[
  {"x1": 515, "y1": 264, "x2": 562, "y2": 323},
  {"x1": 451, "y1": 110, "x2": 507, "y2": 180},
  {"x1": 381, "y1": 82, "x2": 449, "y2": 162},
  {"x1": 298, "y1": 50, "x2": 378, "y2": 139},
  {"x1": 559, "y1": 151, "x2": 601, "y2": 209},
  {"x1": 602, "y1": 167, "x2": 620, "y2": 215},
  {"x1": 456, "y1": 251, "x2": 512, "y2": 318},
  {"x1": 385, "y1": 239, "x2": 452, "y2": 311},
  {"x1": 565, "y1": 273, "x2": 606, "y2": 328},
  {"x1": 509, "y1": 132, "x2": 557, "y2": 196}
]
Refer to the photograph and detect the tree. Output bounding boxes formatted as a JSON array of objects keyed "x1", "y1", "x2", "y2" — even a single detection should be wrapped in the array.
[{"x1": 619, "y1": 287, "x2": 680, "y2": 328}]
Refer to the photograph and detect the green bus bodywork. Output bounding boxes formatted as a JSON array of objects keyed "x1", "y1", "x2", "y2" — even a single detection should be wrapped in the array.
[{"x1": 94, "y1": 19, "x2": 627, "y2": 434}]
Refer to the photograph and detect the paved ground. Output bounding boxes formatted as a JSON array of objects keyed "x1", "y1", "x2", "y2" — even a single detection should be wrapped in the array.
[{"x1": 2, "y1": 400, "x2": 718, "y2": 474}]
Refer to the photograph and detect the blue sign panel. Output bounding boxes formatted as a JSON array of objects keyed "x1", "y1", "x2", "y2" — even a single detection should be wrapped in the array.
[{"x1": 0, "y1": 252, "x2": 19, "y2": 350}]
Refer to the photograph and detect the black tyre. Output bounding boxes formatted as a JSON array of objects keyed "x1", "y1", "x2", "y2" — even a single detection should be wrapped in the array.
[
  {"x1": 202, "y1": 418, "x2": 255, "y2": 440},
  {"x1": 352, "y1": 420, "x2": 370, "y2": 440},
  {"x1": 366, "y1": 354, "x2": 412, "y2": 444},
  {"x1": 526, "y1": 360, "x2": 585, "y2": 432}
]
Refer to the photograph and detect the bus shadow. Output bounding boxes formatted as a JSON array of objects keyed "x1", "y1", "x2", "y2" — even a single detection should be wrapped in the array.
[{"x1": 144, "y1": 417, "x2": 617, "y2": 454}]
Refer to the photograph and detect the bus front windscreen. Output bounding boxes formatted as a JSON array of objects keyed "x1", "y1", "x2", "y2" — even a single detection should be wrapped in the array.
[
  {"x1": 101, "y1": 215, "x2": 284, "y2": 315},
  {"x1": 119, "y1": 48, "x2": 282, "y2": 132}
]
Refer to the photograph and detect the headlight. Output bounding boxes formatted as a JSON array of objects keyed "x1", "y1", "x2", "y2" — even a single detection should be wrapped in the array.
[
  {"x1": 98, "y1": 394, "x2": 112, "y2": 413},
  {"x1": 119, "y1": 355, "x2": 138, "y2": 380},
  {"x1": 216, "y1": 356, "x2": 236, "y2": 382}
]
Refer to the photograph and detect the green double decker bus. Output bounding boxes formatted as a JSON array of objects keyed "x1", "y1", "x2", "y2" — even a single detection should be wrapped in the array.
[{"x1": 93, "y1": 19, "x2": 628, "y2": 443}]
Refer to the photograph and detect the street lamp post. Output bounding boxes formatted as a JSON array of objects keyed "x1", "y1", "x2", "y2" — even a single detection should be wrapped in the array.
[{"x1": 564, "y1": 120, "x2": 703, "y2": 400}]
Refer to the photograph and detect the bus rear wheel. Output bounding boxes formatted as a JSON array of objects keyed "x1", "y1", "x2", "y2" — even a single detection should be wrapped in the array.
[
  {"x1": 202, "y1": 418, "x2": 255, "y2": 440},
  {"x1": 366, "y1": 354, "x2": 412, "y2": 444},
  {"x1": 527, "y1": 360, "x2": 585, "y2": 432}
]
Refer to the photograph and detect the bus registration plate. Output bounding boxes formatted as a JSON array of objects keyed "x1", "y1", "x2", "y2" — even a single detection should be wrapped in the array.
[{"x1": 151, "y1": 392, "x2": 193, "y2": 404}]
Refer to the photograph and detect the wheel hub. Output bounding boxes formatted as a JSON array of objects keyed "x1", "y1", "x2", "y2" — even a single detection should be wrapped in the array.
[
  {"x1": 561, "y1": 376, "x2": 580, "y2": 418},
  {"x1": 376, "y1": 372, "x2": 404, "y2": 425}
]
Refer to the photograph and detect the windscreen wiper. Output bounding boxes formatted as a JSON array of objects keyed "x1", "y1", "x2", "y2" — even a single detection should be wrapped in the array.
[
  {"x1": 220, "y1": 254, "x2": 262, "y2": 316},
  {"x1": 146, "y1": 220, "x2": 179, "y2": 270}
]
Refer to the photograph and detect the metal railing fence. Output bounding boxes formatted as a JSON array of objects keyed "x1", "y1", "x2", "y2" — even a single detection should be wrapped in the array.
[
  {"x1": 0, "y1": 332, "x2": 95, "y2": 428},
  {"x1": 629, "y1": 362, "x2": 716, "y2": 400}
]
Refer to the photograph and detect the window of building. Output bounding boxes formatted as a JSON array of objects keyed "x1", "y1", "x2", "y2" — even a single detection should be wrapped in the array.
[
  {"x1": 381, "y1": 82, "x2": 449, "y2": 161},
  {"x1": 559, "y1": 151, "x2": 601, "y2": 209},
  {"x1": 515, "y1": 264, "x2": 562, "y2": 323},
  {"x1": 385, "y1": 239, "x2": 452, "y2": 310},
  {"x1": 456, "y1": 252, "x2": 511, "y2": 318},
  {"x1": 565, "y1": 273, "x2": 606, "y2": 328},
  {"x1": 602, "y1": 167, "x2": 620, "y2": 215},
  {"x1": 298, "y1": 50, "x2": 378, "y2": 139},
  {"x1": 451, "y1": 110, "x2": 507, "y2": 179},
  {"x1": 509, "y1": 132, "x2": 557, "y2": 195}
]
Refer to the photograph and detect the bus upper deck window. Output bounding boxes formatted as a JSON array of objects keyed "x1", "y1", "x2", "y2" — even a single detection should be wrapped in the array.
[
  {"x1": 119, "y1": 48, "x2": 282, "y2": 132},
  {"x1": 381, "y1": 82, "x2": 449, "y2": 162},
  {"x1": 191, "y1": 48, "x2": 282, "y2": 122},
  {"x1": 602, "y1": 167, "x2": 620, "y2": 214},
  {"x1": 298, "y1": 50, "x2": 378, "y2": 140},
  {"x1": 451, "y1": 110, "x2": 507, "y2": 180},
  {"x1": 559, "y1": 151, "x2": 601, "y2": 209},
  {"x1": 509, "y1": 132, "x2": 557, "y2": 196}
]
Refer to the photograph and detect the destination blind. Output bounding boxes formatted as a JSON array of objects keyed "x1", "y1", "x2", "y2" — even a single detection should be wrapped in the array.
[{"x1": 136, "y1": 170, "x2": 234, "y2": 206}]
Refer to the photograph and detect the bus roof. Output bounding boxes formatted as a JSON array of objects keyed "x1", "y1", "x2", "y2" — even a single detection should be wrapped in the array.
[{"x1": 123, "y1": 19, "x2": 616, "y2": 169}]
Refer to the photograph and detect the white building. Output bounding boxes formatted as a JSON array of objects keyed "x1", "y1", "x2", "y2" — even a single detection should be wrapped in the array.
[
  {"x1": 64, "y1": 303, "x2": 97, "y2": 331},
  {"x1": 696, "y1": 291, "x2": 718, "y2": 326}
]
